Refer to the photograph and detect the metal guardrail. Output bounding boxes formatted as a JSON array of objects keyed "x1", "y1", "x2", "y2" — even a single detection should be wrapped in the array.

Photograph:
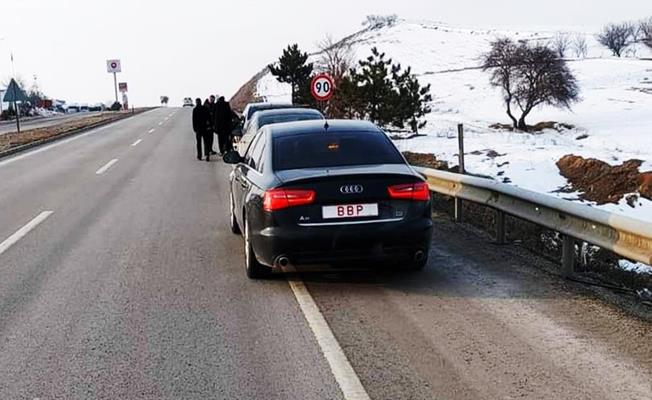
[{"x1": 414, "y1": 167, "x2": 652, "y2": 275}]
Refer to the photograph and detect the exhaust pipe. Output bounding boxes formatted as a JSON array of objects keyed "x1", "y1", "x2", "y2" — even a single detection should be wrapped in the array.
[
  {"x1": 274, "y1": 255, "x2": 290, "y2": 268},
  {"x1": 414, "y1": 250, "x2": 425, "y2": 262}
]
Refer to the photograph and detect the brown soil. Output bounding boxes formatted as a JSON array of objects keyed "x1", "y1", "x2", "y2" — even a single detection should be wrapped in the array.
[
  {"x1": 556, "y1": 154, "x2": 652, "y2": 204},
  {"x1": 0, "y1": 111, "x2": 137, "y2": 151},
  {"x1": 402, "y1": 152, "x2": 452, "y2": 171}
]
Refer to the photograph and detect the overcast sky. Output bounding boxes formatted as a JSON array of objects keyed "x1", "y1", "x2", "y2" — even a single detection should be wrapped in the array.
[{"x1": 1, "y1": 0, "x2": 650, "y2": 106}]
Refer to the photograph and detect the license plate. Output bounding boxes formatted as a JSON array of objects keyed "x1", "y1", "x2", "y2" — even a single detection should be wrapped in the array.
[{"x1": 322, "y1": 204, "x2": 379, "y2": 219}]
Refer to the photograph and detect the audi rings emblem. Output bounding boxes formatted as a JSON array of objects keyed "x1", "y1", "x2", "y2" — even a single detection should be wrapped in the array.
[{"x1": 340, "y1": 185, "x2": 364, "y2": 194}]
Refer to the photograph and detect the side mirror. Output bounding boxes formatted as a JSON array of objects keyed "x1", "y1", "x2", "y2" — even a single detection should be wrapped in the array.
[{"x1": 223, "y1": 150, "x2": 243, "y2": 165}]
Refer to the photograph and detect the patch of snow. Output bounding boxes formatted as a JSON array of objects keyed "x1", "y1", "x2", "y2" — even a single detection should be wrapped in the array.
[{"x1": 619, "y1": 260, "x2": 652, "y2": 275}]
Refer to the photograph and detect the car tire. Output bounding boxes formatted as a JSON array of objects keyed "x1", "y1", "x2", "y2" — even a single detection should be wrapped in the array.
[
  {"x1": 244, "y1": 217, "x2": 270, "y2": 279},
  {"x1": 229, "y1": 194, "x2": 241, "y2": 235}
]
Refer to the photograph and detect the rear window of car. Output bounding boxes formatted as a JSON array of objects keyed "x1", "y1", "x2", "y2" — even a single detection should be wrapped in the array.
[
  {"x1": 273, "y1": 130, "x2": 404, "y2": 171},
  {"x1": 259, "y1": 113, "x2": 322, "y2": 129}
]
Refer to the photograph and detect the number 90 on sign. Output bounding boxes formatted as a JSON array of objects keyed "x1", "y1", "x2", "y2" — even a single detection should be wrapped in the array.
[{"x1": 311, "y1": 74, "x2": 334, "y2": 101}]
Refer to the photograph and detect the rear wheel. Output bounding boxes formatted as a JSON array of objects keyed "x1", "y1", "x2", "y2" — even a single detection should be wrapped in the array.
[
  {"x1": 409, "y1": 252, "x2": 429, "y2": 271},
  {"x1": 244, "y1": 217, "x2": 270, "y2": 279},
  {"x1": 229, "y1": 193, "x2": 240, "y2": 235}
]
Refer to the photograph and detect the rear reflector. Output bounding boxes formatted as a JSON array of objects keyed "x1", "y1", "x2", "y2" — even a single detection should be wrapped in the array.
[
  {"x1": 264, "y1": 188, "x2": 316, "y2": 211},
  {"x1": 388, "y1": 182, "x2": 430, "y2": 201}
]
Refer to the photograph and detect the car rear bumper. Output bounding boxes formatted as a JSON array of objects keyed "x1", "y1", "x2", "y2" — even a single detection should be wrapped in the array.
[{"x1": 252, "y1": 218, "x2": 433, "y2": 267}]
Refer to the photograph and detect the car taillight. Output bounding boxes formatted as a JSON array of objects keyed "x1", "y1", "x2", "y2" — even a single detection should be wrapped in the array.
[
  {"x1": 388, "y1": 182, "x2": 430, "y2": 201},
  {"x1": 264, "y1": 188, "x2": 316, "y2": 211}
]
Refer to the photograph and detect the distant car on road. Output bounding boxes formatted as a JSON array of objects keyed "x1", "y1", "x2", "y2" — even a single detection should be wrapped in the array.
[
  {"x1": 234, "y1": 108, "x2": 324, "y2": 157},
  {"x1": 183, "y1": 98, "x2": 193, "y2": 107},
  {"x1": 224, "y1": 120, "x2": 433, "y2": 279}
]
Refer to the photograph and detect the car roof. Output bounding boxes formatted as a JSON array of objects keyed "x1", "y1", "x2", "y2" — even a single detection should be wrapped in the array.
[
  {"x1": 253, "y1": 108, "x2": 323, "y2": 120},
  {"x1": 263, "y1": 119, "x2": 381, "y2": 137},
  {"x1": 245, "y1": 103, "x2": 295, "y2": 118}
]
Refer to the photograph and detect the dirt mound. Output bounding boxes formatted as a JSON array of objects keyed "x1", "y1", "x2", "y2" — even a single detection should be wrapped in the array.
[
  {"x1": 556, "y1": 155, "x2": 651, "y2": 204},
  {"x1": 402, "y1": 152, "x2": 451, "y2": 171}
]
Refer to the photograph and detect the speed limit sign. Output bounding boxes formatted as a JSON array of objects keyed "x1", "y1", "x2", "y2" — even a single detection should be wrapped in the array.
[{"x1": 310, "y1": 73, "x2": 334, "y2": 101}]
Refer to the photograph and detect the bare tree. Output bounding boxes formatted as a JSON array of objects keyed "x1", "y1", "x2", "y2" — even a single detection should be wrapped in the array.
[
  {"x1": 551, "y1": 33, "x2": 570, "y2": 58},
  {"x1": 317, "y1": 35, "x2": 354, "y2": 84},
  {"x1": 639, "y1": 17, "x2": 652, "y2": 49},
  {"x1": 317, "y1": 35, "x2": 354, "y2": 118},
  {"x1": 572, "y1": 34, "x2": 589, "y2": 58},
  {"x1": 482, "y1": 38, "x2": 580, "y2": 131},
  {"x1": 362, "y1": 15, "x2": 398, "y2": 30},
  {"x1": 596, "y1": 23, "x2": 635, "y2": 57}
]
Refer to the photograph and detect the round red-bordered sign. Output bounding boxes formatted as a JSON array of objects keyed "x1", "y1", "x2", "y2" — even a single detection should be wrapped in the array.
[{"x1": 310, "y1": 73, "x2": 335, "y2": 101}]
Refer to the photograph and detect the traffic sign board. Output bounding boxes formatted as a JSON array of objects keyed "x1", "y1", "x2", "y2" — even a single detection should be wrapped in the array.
[
  {"x1": 106, "y1": 59, "x2": 122, "y2": 73},
  {"x1": 310, "y1": 73, "x2": 334, "y2": 101},
  {"x1": 119, "y1": 82, "x2": 128, "y2": 93}
]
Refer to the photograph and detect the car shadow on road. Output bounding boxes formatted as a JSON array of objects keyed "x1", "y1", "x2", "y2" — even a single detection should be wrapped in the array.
[{"x1": 285, "y1": 228, "x2": 577, "y2": 301}]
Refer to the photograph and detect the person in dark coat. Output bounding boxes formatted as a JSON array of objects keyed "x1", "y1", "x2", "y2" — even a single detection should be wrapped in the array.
[
  {"x1": 215, "y1": 96, "x2": 236, "y2": 154},
  {"x1": 192, "y1": 98, "x2": 212, "y2": 161},
  {"x1": 207, "y1": 95, "x2": 218, "y2": 155}
]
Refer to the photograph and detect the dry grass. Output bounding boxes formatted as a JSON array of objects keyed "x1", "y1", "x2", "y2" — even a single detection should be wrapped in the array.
[{"x1": 0, "y1": 111, "x2": 134, "y2": 151}]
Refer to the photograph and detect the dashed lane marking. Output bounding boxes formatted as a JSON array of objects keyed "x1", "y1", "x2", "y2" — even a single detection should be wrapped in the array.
[
  {"x1": 95, "y1": 159, "x2": 119, "y2": 175},
  {"x1": 0, "y1": 211, "x2": 54, "y2": 256},
  {"x1": 131, "y1": 139, "x2": 142, "y2": 147}
]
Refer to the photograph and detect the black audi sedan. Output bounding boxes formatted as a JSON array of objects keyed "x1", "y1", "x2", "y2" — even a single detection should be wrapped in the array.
[{"x1": 224, "y1": 120, "x2": 433, "y2": 279}]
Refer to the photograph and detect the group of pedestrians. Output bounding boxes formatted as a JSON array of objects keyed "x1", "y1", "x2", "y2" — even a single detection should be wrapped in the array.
[{"x1": 192, "y1": 95, "x2": 236, "y2": 161}]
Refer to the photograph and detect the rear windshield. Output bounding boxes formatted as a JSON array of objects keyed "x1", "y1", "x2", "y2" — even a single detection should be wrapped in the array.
[
  {"x1": 273, "y1": 131, "x2": 404, "y2": 171},
  {"x1": 259, "y1": 113, "x2": 322, "y2": 129}
]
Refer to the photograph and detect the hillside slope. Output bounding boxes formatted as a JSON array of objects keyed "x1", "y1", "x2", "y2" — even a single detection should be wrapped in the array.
[{"x1": 236, "y1": 19, "x2": 652, "y2": 222}]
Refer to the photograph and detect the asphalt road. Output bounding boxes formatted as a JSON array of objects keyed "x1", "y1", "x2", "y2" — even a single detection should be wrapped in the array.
[
  {"x1": 0, "y1": 112, "x2": 102, "y2": 135},
  {"x1": 0, "y1": 108, "x2": 649, "y2": 399}
]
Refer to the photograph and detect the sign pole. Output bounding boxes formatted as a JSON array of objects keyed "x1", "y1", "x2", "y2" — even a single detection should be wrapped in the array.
[
  {"x1": 12, "y1": 83, "x2": 20, "y2": 133},
  {"x1": 113, "y1": 72, "x2": 118, "y2": 104}
]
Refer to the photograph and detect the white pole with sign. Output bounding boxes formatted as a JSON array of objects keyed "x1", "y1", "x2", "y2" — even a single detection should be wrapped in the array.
[{"x1": 106, "y1": 59, "x2": 122, "y2": 104}]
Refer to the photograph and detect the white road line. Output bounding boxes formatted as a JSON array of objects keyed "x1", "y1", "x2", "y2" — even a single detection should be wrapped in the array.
[
  {"x1": 164, "y1": 117, "x2": 169, "y2": 120},
  {"x1": 131, "y1": 139, "x2": 142, "y2": 147},
  {"x1": 287, "y1": 277, "x2": 371, "y2": 400},
  {"x1": 0, "y1": 211, "x2": 54, "y2": 256},
  {"x1": 158, "y1": 122, "x2": 163, "y2": 126},
  {"x1": 148, "y1": 128, "x2": 155, "y2": 134},
  {"x1": 95, "y1": 158, "x2": 118, "y2": 175}
]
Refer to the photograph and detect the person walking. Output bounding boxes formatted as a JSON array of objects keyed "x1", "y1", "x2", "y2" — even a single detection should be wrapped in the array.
[
  {"x1": 215, "y1": 96, "x2": 236, "y2": 154},
  {"x1": 192, "y1": 98, "x2": 212, "y2": 161}
]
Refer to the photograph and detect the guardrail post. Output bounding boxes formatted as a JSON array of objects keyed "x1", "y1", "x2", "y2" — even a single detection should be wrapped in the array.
[
  {"x1": 454, "y1": 198, "x2": 463, "y2": 222},
  {"x1": 562, "y1": 234, "x2": 576, "y2": 277},
  {"x1": 495, "y1": 210, "x2": 506, "y2": 244},
  {"x1": 455, "y1": 124, "x2": 465, "y2": 223}
]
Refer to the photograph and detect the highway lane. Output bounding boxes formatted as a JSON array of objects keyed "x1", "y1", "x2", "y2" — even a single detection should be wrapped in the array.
[{"x1": 0, "y1": 107, "x2": 649, "y2": 399}]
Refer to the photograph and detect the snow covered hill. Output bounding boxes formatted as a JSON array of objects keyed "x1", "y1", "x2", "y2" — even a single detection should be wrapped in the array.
[{"x1": 245, "y1": 19, "x2": 652, "y2": 222}]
